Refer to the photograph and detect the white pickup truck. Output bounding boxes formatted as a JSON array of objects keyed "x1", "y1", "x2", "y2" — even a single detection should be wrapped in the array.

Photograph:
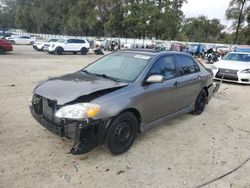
[{"x1": 48, "y1": 38, "x2": 90, "y2": 55}]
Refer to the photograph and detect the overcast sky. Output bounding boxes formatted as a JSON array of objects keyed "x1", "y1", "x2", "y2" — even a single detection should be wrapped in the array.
[{"x1": 182, "y1": 0, "x2": 231, "y2": 26}]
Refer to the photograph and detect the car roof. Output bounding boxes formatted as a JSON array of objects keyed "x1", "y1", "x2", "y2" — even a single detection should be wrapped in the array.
[{"x1": 120, "y1": 49, "x2": 190, "y2": 57}]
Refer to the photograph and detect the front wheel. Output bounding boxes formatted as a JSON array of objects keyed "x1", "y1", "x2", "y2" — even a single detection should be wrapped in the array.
[
  {"x1": 106, "y1": 112, "x2": 138, "y2": 155},
  {"x1": 55, "y1": 47, "x2": 63, "y2": 55},
  {"x1": 192, "y1": 89, "x2": 207, "y2": 115}
]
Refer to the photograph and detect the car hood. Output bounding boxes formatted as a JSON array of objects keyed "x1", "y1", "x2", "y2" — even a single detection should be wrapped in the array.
[
  {"x1": 34, "y1": 71, "x2": 128, "y2": 105},
  {"x1": 214, "y1": 60, "x2": 250, "y2": 70}
]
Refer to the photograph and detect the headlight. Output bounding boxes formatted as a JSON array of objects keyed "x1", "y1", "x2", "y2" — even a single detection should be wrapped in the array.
[
  {"x1": 55, "y1": 103, "x2": 100, "y2": 120},
  {"x1": 211, "y1": 65, "x2": 218, "y2": 70},
  {"x1": 241, "y1": 69, "x2": 250, "y2": 73}
]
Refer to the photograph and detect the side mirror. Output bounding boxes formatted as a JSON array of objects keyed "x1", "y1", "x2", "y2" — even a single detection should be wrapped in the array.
[{"x1": 146, "y1": 75, "x2": 164, "y2": 83}]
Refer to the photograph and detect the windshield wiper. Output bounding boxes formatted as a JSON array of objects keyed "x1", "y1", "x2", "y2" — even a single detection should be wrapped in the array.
[
  {"x1": 95, "y1": 73, "x2": 121, "y2": 82},
  {"x1": 82, "y1": 70, "x2": 123, "y2": 82},
  {"x1": 82, "y1": 70, "x2": 99, "y2": 77}
]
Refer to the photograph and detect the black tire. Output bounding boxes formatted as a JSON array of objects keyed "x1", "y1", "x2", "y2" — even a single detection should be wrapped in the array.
[
  {"x1": 106, "y1": 112, "x2": 138, "y2": 155},
  {"x1": 192, "y1": 89, "x2": 207, "y2": 115},
  {"x1": 10, "y1": 40, "x2": 15, "y2": 45},
  {"x1": 73, "y1": 52, "x2": 77, "y2": 55},
  {"x1": 81, "y1": 47, "x2": 87, "y2": 55},
  {"x1": 30, "y1": 41, "x2": 34, "y2": 45},
  {"x1": 0, "y1": 47, "x2": 5, "y2": 54},
  {"x1": 55, "y1": 47, "x2": 63, "y2": 55}
]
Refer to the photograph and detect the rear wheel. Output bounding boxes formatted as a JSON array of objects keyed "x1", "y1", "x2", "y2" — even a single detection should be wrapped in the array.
[
  {"x1": 0, "y1": 47, "x2": 5, "y2": 54},
  {"x1": 106, "y1": 112, "x2": 138, "y2": 155},
  {"x1": 81, "y1": 47, "x2": 87, "y2": 55},
  {"x1": 10, "y1": 40, "x2": 15, "y2": 45},
  {"x1": 73, "y1": 52, "x2": 77, "y2": 55},
  {"x1": 55, "y1": 47, "x2": 63, "y2": 55},
  {"x1": 192, "y1": 89, "x2": 207, "y2": 115},
  {"x1": 30, "y1": 41, "x2": 34, "y2": 45}
]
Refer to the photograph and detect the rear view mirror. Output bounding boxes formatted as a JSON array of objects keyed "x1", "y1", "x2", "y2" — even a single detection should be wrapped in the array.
[{"x1": 146, "y1": 75, "x2": 164, "y2": 83}]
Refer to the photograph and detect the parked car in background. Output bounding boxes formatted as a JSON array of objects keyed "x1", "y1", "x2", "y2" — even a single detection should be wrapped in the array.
[
  {"x1": 8, "y1": 36, "x2": 35, "y2": 45},
  {"x1": 33, "y1": 39, "x2": 58, "y2": 51},
  {"x1": 212, "y1": 52, "x2": 250, "y2": 84},
  {"x1": 30, "y1": 49, "x2": 215, "y2": 155},
  {"x1": 48, "y1": 38, "x2": 90, "y2": 55},
  {"x1": 234, "y1": 47, "x2": 250, "y2": 53},
  {"x1": 0, "y1": 39, "x2": 13, "y2": 54},
  {"x1": 0, "y1": 28, "x2": 12, "y2": 38},
  {"x1": 124, "y1": 43, "x2": 135, "y2": 49},
  {"x1": 188, "y1": 44, "x2": 206, "y2": 58},
  {"x1": 170, "y1": 43, "x2": 188, "y2": 52},
  {"x1": 94, "y1": 39, "x2": 105, "y2": 48},
  {"x1": 154, "y1": 41, "x2": 166, "y2": 50}
]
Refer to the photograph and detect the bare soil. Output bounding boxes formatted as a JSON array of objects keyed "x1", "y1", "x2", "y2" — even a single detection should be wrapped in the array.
[{"x1": 0, "y1": 45, "x2": 250, "y2": 188}]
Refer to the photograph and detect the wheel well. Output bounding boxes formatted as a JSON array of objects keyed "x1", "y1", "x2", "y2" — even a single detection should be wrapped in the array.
[
  {"x1": 118, "y1": 108, "x2": 141, "y2": 131},
  {"x1": 56, "y1": 46, "x2": 64, "y2": 51},
  {"x1": 202, "y1": 86, "x2": 209, "y2": 97}
]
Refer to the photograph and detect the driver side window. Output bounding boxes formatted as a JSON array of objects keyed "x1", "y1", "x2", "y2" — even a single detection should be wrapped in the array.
[{"x1": 149, "y1": 56, "x2": 178, "y2": 80}]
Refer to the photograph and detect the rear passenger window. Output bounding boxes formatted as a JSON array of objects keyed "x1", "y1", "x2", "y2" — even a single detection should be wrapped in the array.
[
  {"x1": 175, "y1": 55, "x2": 199, "y2": 75},
  {"x1": 67, "y1": 39, "x2": 74, "y2": 43},
  {"x1": 79, "y1": 39, "x2": 85, "y2": 43},
  {"x1": 149, "y1": 56, "x2": 178, "y2": 80}
]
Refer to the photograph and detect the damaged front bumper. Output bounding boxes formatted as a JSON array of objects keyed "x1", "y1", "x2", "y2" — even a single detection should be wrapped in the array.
[{"x1": 30, "y1": 105, "x2": 110, "y2": 154}]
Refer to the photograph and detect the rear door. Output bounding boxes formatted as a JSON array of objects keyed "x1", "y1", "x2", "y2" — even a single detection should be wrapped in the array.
[
  {"x1": 143, "y1": 55, "x2": 182, "y2": 123},
  {"x1": 173, "y1": 54, "x2": 202, "y2": 111},
  {"x1": 65, "y1": 39, "x2": 76, "y2": 51}
]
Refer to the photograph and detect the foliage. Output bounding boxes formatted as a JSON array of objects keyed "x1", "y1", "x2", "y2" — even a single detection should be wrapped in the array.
[
  {"x1": 226, "y1": 0, "x2": 249, "y2": 43},
  {"x1": 180, "y1": 16, "x2": 225, "y2": 43},
  {"x1": 0, "y1": 0, "x2": 249, "y2": 44}
]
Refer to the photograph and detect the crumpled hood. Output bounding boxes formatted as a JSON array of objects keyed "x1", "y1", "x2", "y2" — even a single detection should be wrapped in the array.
[{"x1": 34, "y1": 71, "x2": 128, "y2": 105}]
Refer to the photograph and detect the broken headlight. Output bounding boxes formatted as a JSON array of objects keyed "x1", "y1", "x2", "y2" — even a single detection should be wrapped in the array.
[
  {"x1": 55, "y1": 103, "x2": 100, "y2": 120},
  {"x1": 241, "y1": 69, "x2": 250, "y2": 73}
]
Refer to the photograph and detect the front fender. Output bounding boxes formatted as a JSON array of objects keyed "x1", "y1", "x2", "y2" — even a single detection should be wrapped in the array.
[{"x1": 91, "y1": 86, "x2": 145, "y2": 120}]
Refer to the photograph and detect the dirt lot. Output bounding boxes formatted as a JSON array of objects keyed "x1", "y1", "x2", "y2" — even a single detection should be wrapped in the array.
[{"x1": 0, "y1": 45, "x2": 250, "y2": 188}]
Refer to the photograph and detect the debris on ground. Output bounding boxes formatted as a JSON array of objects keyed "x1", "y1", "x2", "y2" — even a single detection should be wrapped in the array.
[{"x1": 117, "y1": 170, "x2": 125, "y2": 175}]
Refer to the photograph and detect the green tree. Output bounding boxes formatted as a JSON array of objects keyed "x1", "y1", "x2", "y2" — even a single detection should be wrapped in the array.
[
  {"x1": 226, "y1": 0, "x2": 249, "y2": 44},
  {"x1": 181, "y1": 16, "x2": 225, "y2": 43}
]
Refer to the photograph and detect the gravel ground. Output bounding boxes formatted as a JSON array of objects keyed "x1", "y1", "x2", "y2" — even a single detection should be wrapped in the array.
[{"x1": 0, "y1": 45, "x2": 250, "y2": 188}]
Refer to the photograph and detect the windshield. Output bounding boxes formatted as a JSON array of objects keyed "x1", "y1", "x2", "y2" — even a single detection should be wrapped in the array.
[
  {"x1": 223, "y1": 53, "x2": 250, "y2": 62},
  {"x1": 57, "y1": 39, "x2": 65, "y2": 43},
  {"x1": 47, "y1": 39, "x2": 58, "y2": 42},
  {"x1": 83, "y1": 52, "x2": 151, "y2": 82}
]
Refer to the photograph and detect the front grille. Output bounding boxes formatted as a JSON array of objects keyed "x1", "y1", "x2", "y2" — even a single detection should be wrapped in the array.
[
  {"x1": 215, "y1": 68, "x2": 239, "y2": 81},
  {"x1": 32, "y1": 94, "x2": 59, "y2": 124},
  {"x1": 219, "y1": 68, "x2": 238, "y2": 75}
]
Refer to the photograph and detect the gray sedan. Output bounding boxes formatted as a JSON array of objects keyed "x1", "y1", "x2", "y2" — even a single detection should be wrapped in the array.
[{"x1": 30, "y1": 49, "x2": 215, "y2": 155}]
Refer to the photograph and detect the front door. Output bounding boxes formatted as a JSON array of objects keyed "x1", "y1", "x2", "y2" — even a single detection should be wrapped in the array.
[{"x1": 143, "y1": 55, "x2": 181, "y2": 124}]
